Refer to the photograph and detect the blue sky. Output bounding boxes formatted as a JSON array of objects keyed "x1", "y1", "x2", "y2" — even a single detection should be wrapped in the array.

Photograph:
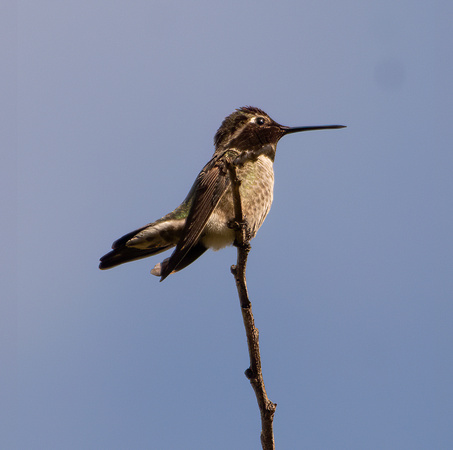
[{"x1": 3, "y1": 0, "x2": 453, "y2": 448}]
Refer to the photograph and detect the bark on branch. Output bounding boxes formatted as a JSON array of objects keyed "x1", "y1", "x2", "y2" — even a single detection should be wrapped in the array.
[{"x1": 227, "y1": 161, "x2": 277, "y2": 450}]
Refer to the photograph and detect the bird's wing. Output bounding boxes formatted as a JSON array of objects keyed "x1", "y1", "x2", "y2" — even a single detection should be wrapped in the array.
[{"x1": 160, "y1": 152, "x2": 232, "y2": 280}]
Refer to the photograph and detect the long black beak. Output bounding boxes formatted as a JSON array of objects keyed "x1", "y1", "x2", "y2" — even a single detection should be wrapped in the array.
[{"x1": 282, "y1": 124, "x2": 346, "y2": 135}]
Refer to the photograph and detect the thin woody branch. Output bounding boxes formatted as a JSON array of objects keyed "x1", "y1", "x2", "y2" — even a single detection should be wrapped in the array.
[{"x1": 227, "y1": 161, "x2": 277, "y2": 450}]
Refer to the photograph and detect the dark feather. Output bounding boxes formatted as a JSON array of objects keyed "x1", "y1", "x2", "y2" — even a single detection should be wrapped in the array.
[
  {"x1": 159, "y1": 153, "x2": 232, "y2": 280},
  {"x1": 99, "y1": 244, "x2": 173, "y2": 270},
  {"x1": 111, "y1": 224, "x2": 150, "y2": 249}
]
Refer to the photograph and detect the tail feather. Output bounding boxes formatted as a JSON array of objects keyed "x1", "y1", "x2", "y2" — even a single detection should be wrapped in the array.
[
  {"x1": 99, "y1": 244, "x2": 173, "y2": 270},
  {"x1": 111, "y1": 224, "x2": 150, "y2": 249},
  {"x1": 99, "y1": 215, "x2": 186, "y2": 272}
]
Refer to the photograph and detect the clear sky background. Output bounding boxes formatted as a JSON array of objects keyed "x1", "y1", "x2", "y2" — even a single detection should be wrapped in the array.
[{"x1": 3, "y1": 1, "x2": 452, "y2": 449}]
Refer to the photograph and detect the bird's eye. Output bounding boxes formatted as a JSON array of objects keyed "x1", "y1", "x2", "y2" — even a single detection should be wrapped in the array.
[{"x1": 256, "y1": 117, "x2": 265, "y2": 125}]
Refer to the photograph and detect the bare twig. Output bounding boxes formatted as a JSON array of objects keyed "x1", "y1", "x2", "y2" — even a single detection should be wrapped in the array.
[{"x1": 227, "y1": 161, "x2": 277, "y2": 450}]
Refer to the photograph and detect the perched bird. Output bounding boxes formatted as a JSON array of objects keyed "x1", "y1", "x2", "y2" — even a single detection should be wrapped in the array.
[{"x1": 99, "y1": 106, "x2": 345, "y2": 281}]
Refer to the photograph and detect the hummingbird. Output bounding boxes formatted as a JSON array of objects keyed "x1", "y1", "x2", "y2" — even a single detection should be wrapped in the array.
[{"x1": 99, "y1": 106, "x2": 345, "y2": 281}]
